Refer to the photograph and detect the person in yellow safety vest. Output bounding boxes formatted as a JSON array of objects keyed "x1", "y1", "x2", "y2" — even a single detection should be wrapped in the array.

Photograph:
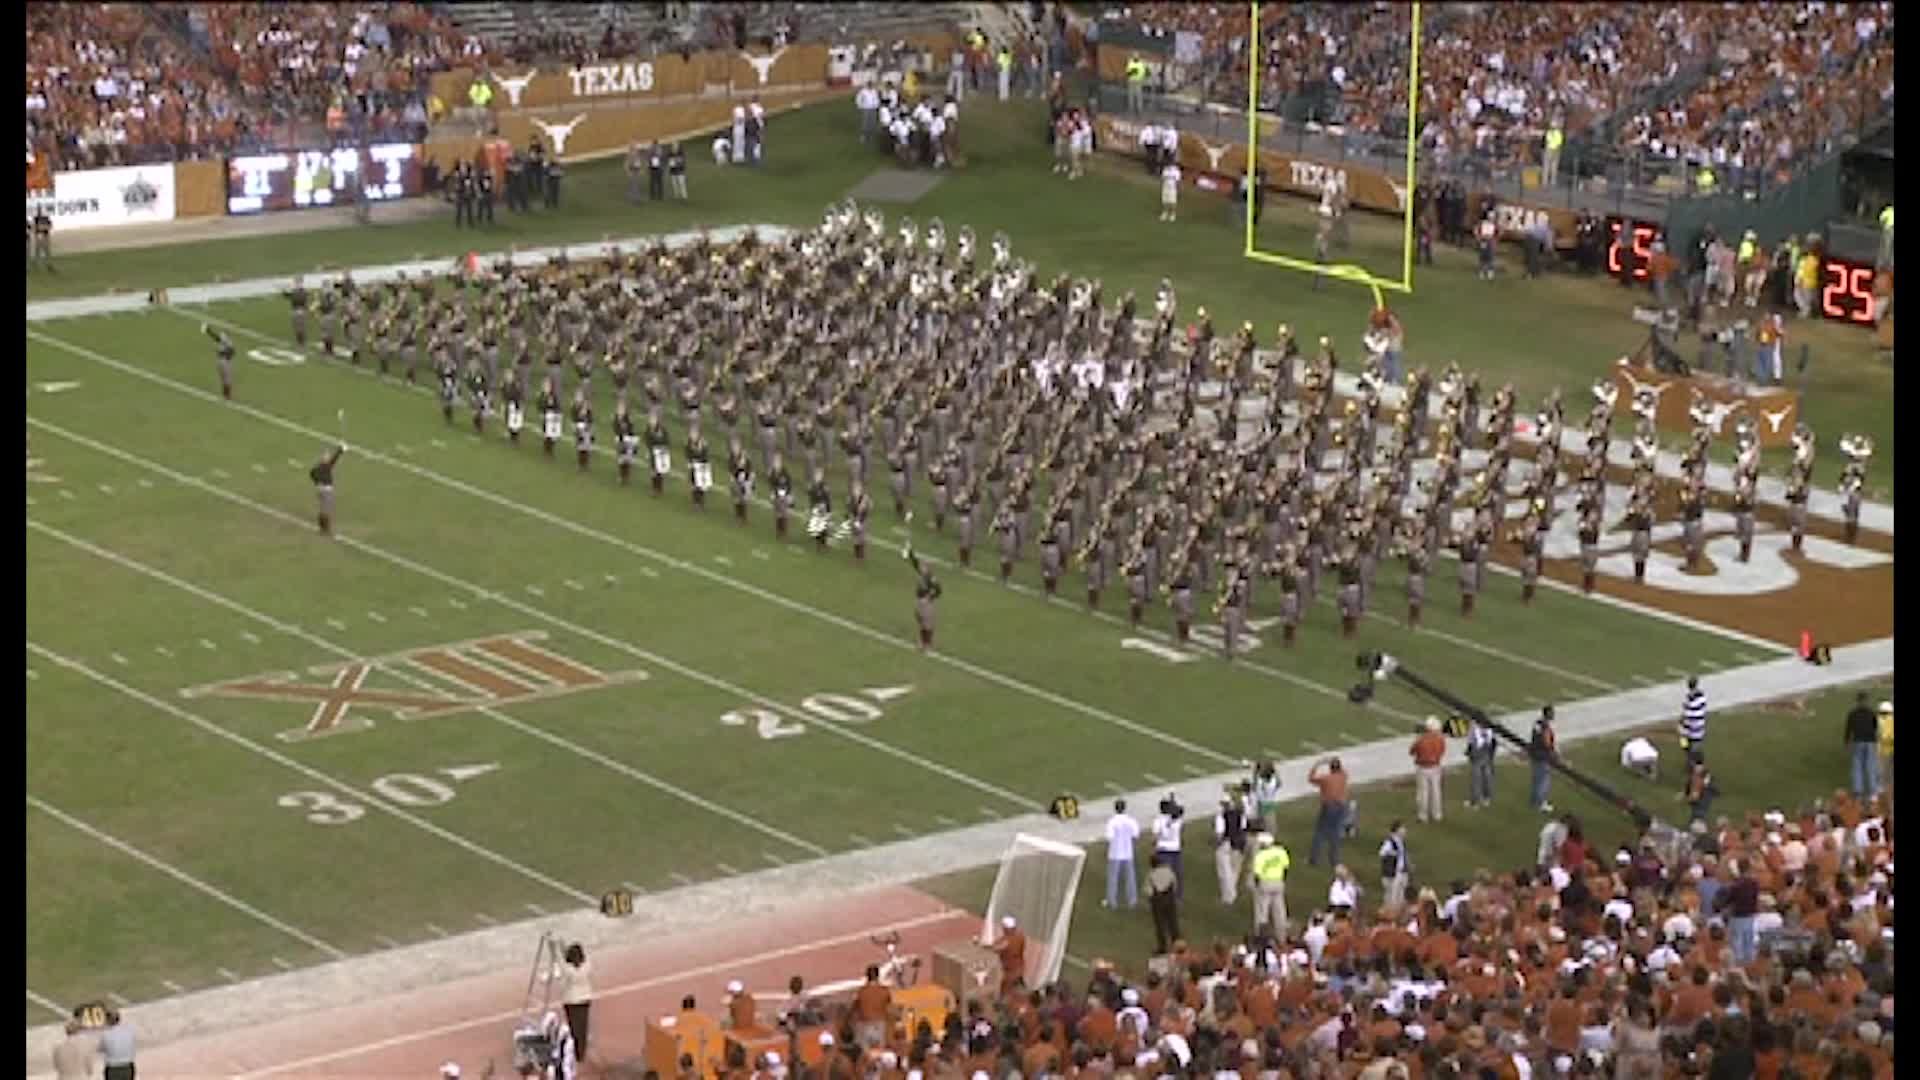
[
  {"x1": 1250, "y1": 833, "x2": 1291, "y2": 938},
  {"x1": 1126, "y1": 54, "x2": 1147, "y2": 114},
  {"x1": 997, "y1": 46, "x2": 1012, "y2": 101},
  {"x1": 467, "y1": 77, "x2": 493, "y2": 125},
  {"x1": 1878, "y1": 204, "x2": 1894, "y2": 270},
  {"x1": 1542, "y1": 124, "x2": 1564, "y2": 188},
  {"x1": 1695, "y1": 164, "x2": 1716, "y2": 194},
  {"x1": 1794, "y1": 241, "x2": 1822, "y2": 318}
]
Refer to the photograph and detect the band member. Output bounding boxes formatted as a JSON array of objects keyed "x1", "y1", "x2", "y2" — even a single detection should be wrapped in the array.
[
  {"x1": 687, "y1": 427, "x2": 713, "y2": 508},
  {"x1": 1731, "y1": 475, "x2": 1756, "y2": 562},
  {"x1": 953, "y1": 482, "x2": 979, "y2": 566},
  {"x1": 769, "y1": 454, "x2": 794, "y2": 538},
  {"x1": 1125, "y1": 543, "x2": 1151, "y2": 629},
  {"x1": 437, "y1": 346, "x2": 460, "y2": 424},
  {"x1": 1336, "y1": 545, "x2": 1362, "y2": 637},
  {"x1": 503, "y1": 373, "x2": 525, "y2": 445},
  {"x1": 908, "y1": 546, "x2": 941, "y2": 652},
  {"x1": 849, "y1": 482, "x2": 873, "y2": 560},
  {"x1": 1625, "y1": 486, "x2": 1653, "y2": 582},
  {"x1": 203, "y1": 323, "x2": 235, "y2": 400},
  {"x1": 992, "y1": 503, "x2": 1018, "y2": 583},
  {"x1": 539, "y1": 377, "x2": 563, "y2": 457},
  {"x1": 309, "y1": 443, "x2": 344, "y2": 535},
  {"x1": 1837, "y1": 434, "x2": 1871, "y2": 544},
  {"x1": 1786, "y1": 425, "x2": 1815, "y2": 551},
  {"x1": 1167, "y1": 557, "x2": 1195, "y2": 645},
  {"x1": 1680, "y1": 482, "x2": 1707, "y2": 569},
  {"x1": 807, "y1": 469, "x2": 833, "y2": 551},
  {"x1": 467, "y1": 361, "x2": 490, "y2": 434},
  {"x1": 1516, "y1": 506, "x2": 1545, "y2": 602},
  {"x1": 645, "y1": 407, "x2": 672, "y2": 495},
  {"x1": 571, "y1": 389, "x2": 594, "y2": 470},
  {"x1": 1404, "y1": 534, "x2": 1427, "y2": 628},
  {"x1": 1578, "y1": 505, "x2": 1602, "y2": 593},
  {"x1": 1038, "y1": 515, "x2": 1064, "y2": 596},
  {"x1": 927, "y1": 450, "x2": 950, "y2": 532},
  {"x1": 728, "y1": 435, "x2": 754, "y2": 523},
  {"x1": 613, "y1": 402, "x2": 638, "y2": 484},
  {"x1": 317, "y1": 282, "x2": 339, "y2": 356},
  {"x1": 1458, "y1": 525, "x2": 1483, "y2": 616},
  {"x1": 285, "y1": 276, "x2": 310, "y2": 346},
  {"x1": 1218, "y1": 570, "x2": 1249, "y2": 660}
]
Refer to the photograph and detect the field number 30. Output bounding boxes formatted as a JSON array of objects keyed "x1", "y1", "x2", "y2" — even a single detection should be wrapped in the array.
[{"x1": 278, "y1": 765, "x2": 497, "y2": 825}]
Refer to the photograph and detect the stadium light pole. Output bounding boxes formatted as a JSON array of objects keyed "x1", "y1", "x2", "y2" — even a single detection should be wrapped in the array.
[{"x1": 1351, "y1": 651, "x2": 1654, "y2": 831}]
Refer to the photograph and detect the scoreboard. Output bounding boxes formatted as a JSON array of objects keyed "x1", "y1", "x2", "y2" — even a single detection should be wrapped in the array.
[
  {"x1": 227, "y1": 144, "x2": 425, "y2": 215},
  {"x1": 1605, "y1": 216, "x2": 1879, "y2": 328}
]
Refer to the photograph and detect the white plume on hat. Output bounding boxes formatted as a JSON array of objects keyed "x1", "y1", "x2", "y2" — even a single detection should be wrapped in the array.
[
  {"x1": 441, "y1": 1065, "x2": 462, "y2": 1079},
  {"x1": 1001, "y1": 915, "x2": 1017, "y2": 928},
  {"x1": 1425, "y1": 716, "x2": 1441, "y2": 732},
  {"x1": 727, "y1": 979, "x2": 745, "y2": 994}
]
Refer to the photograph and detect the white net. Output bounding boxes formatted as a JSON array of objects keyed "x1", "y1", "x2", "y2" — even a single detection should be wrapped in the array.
[{"x1": 981, "y1": 833, "x2": 1086, "y2": 989}]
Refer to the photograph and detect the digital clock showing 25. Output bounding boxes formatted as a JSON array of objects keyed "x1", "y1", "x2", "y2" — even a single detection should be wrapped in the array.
[{"x1": 1604, "y1": 216, "x2": 1879, "y2": 328}]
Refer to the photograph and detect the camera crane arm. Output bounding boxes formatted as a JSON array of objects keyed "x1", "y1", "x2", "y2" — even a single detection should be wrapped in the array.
[{"x1": 1353, "y1": 652, "x2": 1651, "y2": 831}]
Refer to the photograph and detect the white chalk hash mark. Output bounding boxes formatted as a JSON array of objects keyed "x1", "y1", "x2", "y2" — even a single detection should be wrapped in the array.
[
  {"x1": 218, "y1": 967, "x2": 240, "y2": 983},
  {"x1": 764, "y1": 851, "x2": 787, "y2": 866},
  {"x1": 365, "y1": 610, "x2": 387, "y2": 623},
  {"x1": 525, "y1": 903, "x2": 548, "y2": 916},
  {"x1": 271, "y1": 957, "x2": 295, "y2": 971},
  {"x1": 98, "y1": 483, "x2": 115, "y2": 494},
  {"x1": 714, "y1": 861, "x2": 741, "y2": 876},
  {"x1": 59, "y1": 489, "x2": 76, "y2": 500},
  {"x1": 154, "y1": 645, "x2": 173, "y2": 657},
  {"x1": 639, "y1": 567, "x2": 660, "y2": 578},
  {"x1": 199, "y1": 638, "x2": 219, "y2": 651},
  {"x1": 325, "y1": 618, "x2": 348, "y2": 631},
  {"x1": 239, "y1": 631, "x2": 260, "y2": 644},
  {"x1": 111, "y1": 652, "x2": 128, "y2": 665},
  {"x1": 714, "y1": 556, "x2": 733, "y2": 566},
  {"x1": 892, "y1": 823, "x2": 917, "y2": 837},
  {"x1": 846, "y1": 833, "x2": 874, "y2": 848},
  {"x1": 251, "y1": 463, "x2": 268, "y2": 474},
  {"x1": 161, "y1": 979, "x2": 186, "y2": 994},
  {"x1": 410, "y1": 606, "x2": 430, "y2": 617},
  {"x1": 621, "y1": 881, "x2": 647, "y2": 894},
  {"x1": 375, "y1": 935, "x2": 401, "y2": 949},
  {"x1": 525, "y1": 585, "x2": 545, "y2": 597},
  {"x1": 563, "y1": 579, "x2": 584, "y2": 591},
  {"x1": 752, "y1": 550, "x2": 770, "y2": 560},
  {"x1": 447, "y1": 597, "x2": 467, "y2": 609},
  {"x1": 473, "y1": 913, "x2": 497, "y2": 925},
  {"x1": 669, "y1": 871, "x2": 696, "y2": 887}
]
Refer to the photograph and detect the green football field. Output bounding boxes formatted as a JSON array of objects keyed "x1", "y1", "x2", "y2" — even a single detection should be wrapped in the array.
[{"x1": 23, "y1": 95, "x2": 1884, "y2": 1025}]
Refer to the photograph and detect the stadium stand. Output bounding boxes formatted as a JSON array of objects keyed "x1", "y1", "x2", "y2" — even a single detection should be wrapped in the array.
[
  {"x1": 26, "y1": 3, "x2": 479, "y2": 170},
  {"x1": 737, "y1": 794, "x2": 1894, "y2": 1079}
]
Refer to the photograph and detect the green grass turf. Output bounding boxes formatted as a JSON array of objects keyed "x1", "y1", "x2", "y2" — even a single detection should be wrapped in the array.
[
  {"x1": 25, "y1": 298, "x2": 1760, "y2": 1019},
  {"x1": 21, "y1": 95, "x2": 1882, "y2": 1024},
  {"x1": 916, "y1": 680, "x2": 1891, "y2": 979},
  {"x1": 24, "y1": 96, "x2": 1894, "y2": 497}
]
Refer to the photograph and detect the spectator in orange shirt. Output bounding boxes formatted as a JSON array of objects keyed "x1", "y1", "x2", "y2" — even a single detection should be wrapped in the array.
[
  {"x1": 1410, "y1": 717, "x2": 1449, "y2": 823},
  {"x1": 992, "y1": 915, "x2": 1027, "y2": 993}
]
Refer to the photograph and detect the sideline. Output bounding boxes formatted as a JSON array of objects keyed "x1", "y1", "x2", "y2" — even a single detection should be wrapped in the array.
[{"x1": 22, "y1": 633, "x2": 1890, "y2": 1071}]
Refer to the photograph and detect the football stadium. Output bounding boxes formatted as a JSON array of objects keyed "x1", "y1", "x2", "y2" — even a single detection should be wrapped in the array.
[{"x1": 26, "y1": 3, "x2": 1895, "y2": 1077}]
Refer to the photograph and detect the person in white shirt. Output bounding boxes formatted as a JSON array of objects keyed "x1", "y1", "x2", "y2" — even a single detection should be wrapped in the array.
[
  {"x1": 1104, "y1": 799, "x2": 1140, "y2": 909},
  {"x1": 928, "y1": 112, "x2": 948, "y2": 168},
  {"x1": 1620, "y1": 736, "x2": 1659, "y2": 779},
  {"x1": 1151, "y1": 795, "x2": 1185, "y2": 898},
  {"x1": 1327, "y1": 864, "x2": 1360, "y2": 911},
  {"x1": 711, "y1": 133, "x2": 730, "y2": 165},
  {"x1": 1068, "y1": 115, "x2": 1091, "y2": 180},
  {"x1": 747, "y1": 97, "x2": 766, "y2": 165},
  {"x1": 1301, "y1": 913, "x2": 1330, "y2": 966},
  {"x1": 856, "y1": 84, "x2": 879, "y2": 143},
  {"x1": 730, "y1": 105, "x2": 746, "y2": 164},
  {"x1": 1160, "y1": 160, "x2": 1182, "y2": 223}
]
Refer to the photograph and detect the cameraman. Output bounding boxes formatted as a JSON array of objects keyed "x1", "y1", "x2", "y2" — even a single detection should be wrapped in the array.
[{"x1": 1151, "y1": 794, "x2": 1184, "y2": 899}]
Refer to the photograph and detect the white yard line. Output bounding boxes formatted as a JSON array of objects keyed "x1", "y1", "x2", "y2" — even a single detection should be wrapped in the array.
[
  {"x1": 26, "y1": 517, "x2": 832, "y2": 859},
  {"x1": 31, "y1": 416, "x2": 1045, "y2": 815},
  {"x1": 26, "y1": 641, "x2": 595, "y2": 905},
  {"x1": 1362, "y1": 608, "x2": 1617, "y2": 692},
  {"x1": 25, "y1": 990, "x2": 67, "y2": 1020},
  {"x1": 38, "y1": 327, "x2": 1252, "y2": 772},
  {"x1": 28, "y1": 794, "x2": 347, "y2": 959}
]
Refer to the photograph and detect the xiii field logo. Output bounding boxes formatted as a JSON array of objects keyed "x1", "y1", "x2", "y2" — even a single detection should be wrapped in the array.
[{"x1": 182, "y1": 631, "x2": 645, "y2": 741}]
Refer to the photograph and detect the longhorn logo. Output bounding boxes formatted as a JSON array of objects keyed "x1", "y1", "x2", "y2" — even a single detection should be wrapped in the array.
[
  {"x1": 742, "y1": 47, "x2": 788, "y2": 86},
  {"x1": 492, "y1": 70, "x2": 538, "y2": 109},
  {"x1": 1759, "y1": 403, "x2": 1795, "y2": 434},
  {"x1": 1693, "y1": 398, "x2": 1743, "y2": 435},
  {"x1": 531, "y1": 115, "x2": 587, "y2": 156},
  {"x1": 1197, "y1": 139, "x2": 1230, "y2": 172}
]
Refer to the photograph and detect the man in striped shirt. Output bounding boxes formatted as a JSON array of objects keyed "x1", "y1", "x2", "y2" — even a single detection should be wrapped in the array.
[{"x1": 1678, "y1": 677, "x2": 1708, "y2": 798}]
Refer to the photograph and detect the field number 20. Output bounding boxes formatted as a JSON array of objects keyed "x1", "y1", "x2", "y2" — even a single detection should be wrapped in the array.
[
  {"x1": 719, "y1": 688, "x2": 908, "y2": 740},
  {"x1": 278, "y1": 764, "x2": 497, "y2": 825}
]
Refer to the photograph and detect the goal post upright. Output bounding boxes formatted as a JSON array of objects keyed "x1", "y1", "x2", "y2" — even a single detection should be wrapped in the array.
[{"x1": 1243, "y1": 1, "x2": 1420, "y2": 299}]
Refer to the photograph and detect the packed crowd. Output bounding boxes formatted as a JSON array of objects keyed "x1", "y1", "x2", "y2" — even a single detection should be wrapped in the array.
[
  {"x1": 1613, "y1": 3, "x2": 1894, "y2": 192},
  {"x1": 26, "y1": 3, "x2": 482, "y2": 173},
  {"x1": 730, "y1": 792, "x2": 1894, "y2": 1080},
  {"x1": 1101, "y1": 2, "x2": 1893, "y2": 186}
]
